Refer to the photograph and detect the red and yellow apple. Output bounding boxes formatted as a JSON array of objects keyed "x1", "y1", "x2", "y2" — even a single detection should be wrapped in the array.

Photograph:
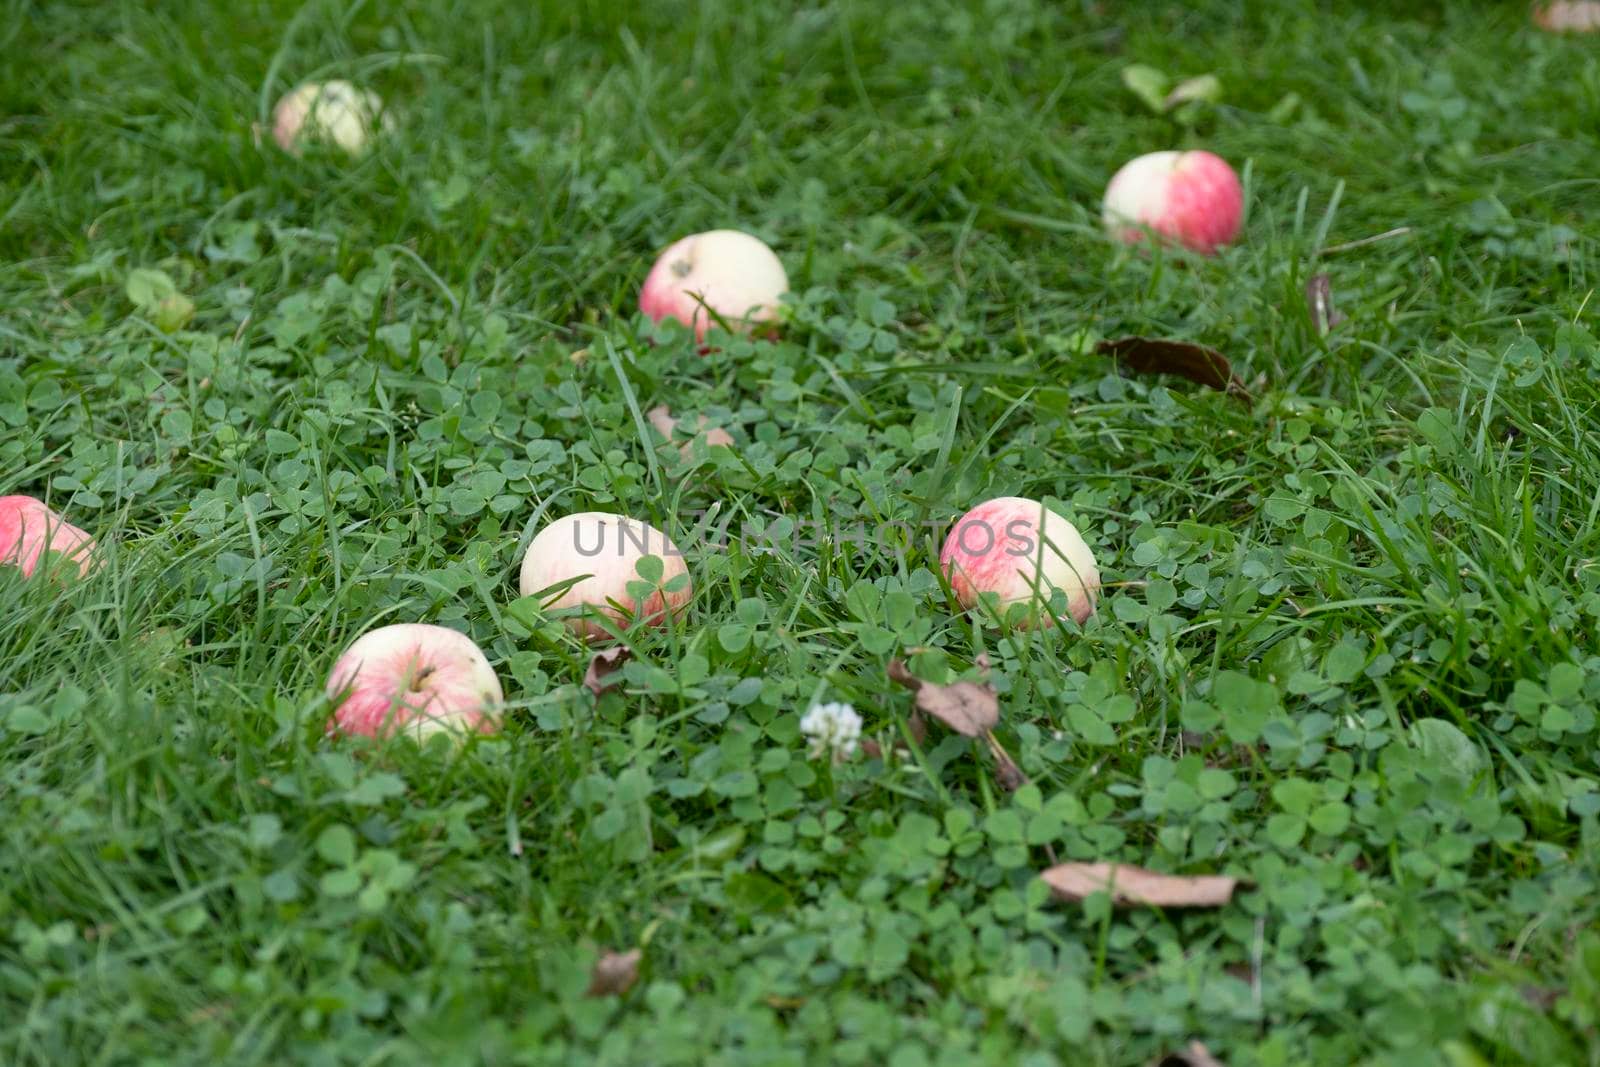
[
  {"x1": 519, "y1": 511, "x2": 691, "y2": 640},
  {"x1": 0, "y1": 495, "x2": 96, "y2": 578},
  {"x1": 939, "y1": 496, "x2": 1100, "y2": 627},
  {"x1": 647, "y1": 405, "x2": 735, "y2": 459},
  {"x1": 325, "y1": 623, "x2": 503, "y2": 739},
  {"x1": 1102, "y1": 150, "x2": 1243, "y2": 255},
  {"x1": 639, "y1": 230, "x2": 788, "y2": 342}
]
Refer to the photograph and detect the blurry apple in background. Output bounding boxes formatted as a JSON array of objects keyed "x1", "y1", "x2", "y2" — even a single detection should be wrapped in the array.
[
  {"x1": 1534, "y1": 1, "x2": 1600, "y2": 32},
  {"x1": 639, "y1": 230, "x2": 788, "y2": 343},
  {"x1": 325, "y1": 623, "x2": 503, "y2": 740},
  {"x1": 939, "y1": 496, "x2": 1100, "y2": 628},
  {"x1": 519, "y1": 511, "x2": 691, "y2": 640},
  {"x1": 1102, "y1": 150, "x2": 1243, "y2": 254},
  {"x1": 0, "y1": 495, "x2": 97, "y2": 578},
  {"x1": 271, "y1": 80, "x2": 389, "y2": 156}
]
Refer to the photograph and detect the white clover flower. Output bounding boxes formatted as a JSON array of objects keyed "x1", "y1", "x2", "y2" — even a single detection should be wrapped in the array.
[{"x1": 799, "y1": 701, "x2": 863, "y2": 762}]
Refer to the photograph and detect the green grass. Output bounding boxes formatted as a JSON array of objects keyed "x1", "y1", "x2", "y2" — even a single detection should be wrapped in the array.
[{"x1": 3, "y1": 0, "x2": 1600, "y2": 1063}]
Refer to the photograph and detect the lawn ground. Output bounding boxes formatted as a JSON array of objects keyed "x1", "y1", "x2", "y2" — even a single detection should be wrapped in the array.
[{"x1": 3, "y1": 1, "x2": 1600, "y2": 1064}]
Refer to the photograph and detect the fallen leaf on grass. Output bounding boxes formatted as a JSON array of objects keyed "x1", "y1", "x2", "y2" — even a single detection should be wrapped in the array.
[
  {"x1": 1096, "y1": 336, "x2": 1251, "y2": 401},
  {"x1": 888, "y1": 658, "x2": 1026, "y2": 790},
  {"x1": 1519, "y1": 985, "x2": 1564, "y2": 1011},
  {"x1": 1041, "y1": 862, "x2": 1238, "y2": 908},
  {"x1": 886, "y1": 659, "x2": 997, "y2": 736},
  {"x1": 1150, "y1": 1041, "x2": 1227, "y2": 1067},
  {"x1": 887, "y1": 665, "x2": 994, "y2": 741},
  {"x1": 1303, "y1": 273, "x2": 1346, "y2": 336},
  {"x1": 1121, "y1": 65, "x2": 1170, "y2": 113},
  {"x1": 1534, "y1": 1, "x2": 1600, "y2": 31},
  {"x1": 1121, "y1": 66, "x2": 1221, "y2": 117},
  {"x1": 1163, "y1": 74, "x2": 1221, "y2": 110},
  {"x1": 583, "y1": 647, "x2": 631, "y2": 694},
  {"x1": 586, "y1": 947, "x2": 642, "y2": 997},
  {"x1": 993, "y1": 752, "x2": 1027, "y2": 790}
]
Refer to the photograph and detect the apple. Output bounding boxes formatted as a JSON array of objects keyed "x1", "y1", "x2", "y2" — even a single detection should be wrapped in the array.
[
  {"x1": 519, "y1": 511, "x2": 691, "y2": 640},
  {"x1": 1102, "y1": 150, "x2": 1243, "y2": 255},
  {"x1": 647, "y1": 404, "x2": 735, "y2": 459},
  {"x1": 1535, "y1": 1, "x2": 1600, "y2": 31},
  {"x1": 325, "y1": 623, "x2": 503, "y2": 739},
  {"x1": 939, "y1": 496, "x2": 1100, "y2": 627},
  {"x1": 638, "y1": 230, "x2": 788, "y2": 342},
  {"x1": 0, "y1": 495, "x2": 96, "y2": 578},
  {"x1": 272, "y1": 80, "x2": 389, "y2": 156}
]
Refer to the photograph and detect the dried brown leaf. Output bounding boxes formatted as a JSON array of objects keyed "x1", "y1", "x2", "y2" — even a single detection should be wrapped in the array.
[
  {"x1": 907, "y1": 708, "x2": 927, "y2": 746},
  {"x1": 1519, "y1": 985, "x2": 1564, "y2": 1012},
  {"x1": 1535, "y1": 1, "x2": 1600, "y2": 32},
  {"x1": 585, "y1": 947, "x2": 642, "y2": 997},
  {"x1": 583, "y1": 646, "x2": 631, "y2": 695},
  {"x1": 886, "y1": 658, "x2": 922, "y2": 691},
  {"x1": 1041, "y1": 863, "x2": 1238, "y2": 908},
  {"x1": 1096, "y1": 336, "x2": 1251, "y2": 401},
  {"x1": 887, "y1": 658, "x2": 997, "y2": 737},
  {"x1": 993, "y1": 748, "x2": 1028, "y2": 791},
  {"x1": 1304, "y1": 274, "x2": 1345, "y2": 335},
  {"x1": 1150, "y1": 1041, "x2": 1227, "y2": 1067}
]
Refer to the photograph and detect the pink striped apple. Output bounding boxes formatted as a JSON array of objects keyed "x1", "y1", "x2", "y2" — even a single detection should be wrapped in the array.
[
  {"x1": 639, "y1": 230, "x2": 788, "y2": 343},
  {"x1": 939, "y1": 496, "x2": 1100, "y2": 627},
  {"x1": 519, "y1": 511, "x2": 691, "y2": 640},
  {"x1": 0, "y1": 495, "x2": 96, "y2": 578},
  {"x1": 1102, "y1": 150, "x2": 1243, "y2": 255},
  {"x1": 325, "y1": 623, "x2": 503, "y2": 739}
]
